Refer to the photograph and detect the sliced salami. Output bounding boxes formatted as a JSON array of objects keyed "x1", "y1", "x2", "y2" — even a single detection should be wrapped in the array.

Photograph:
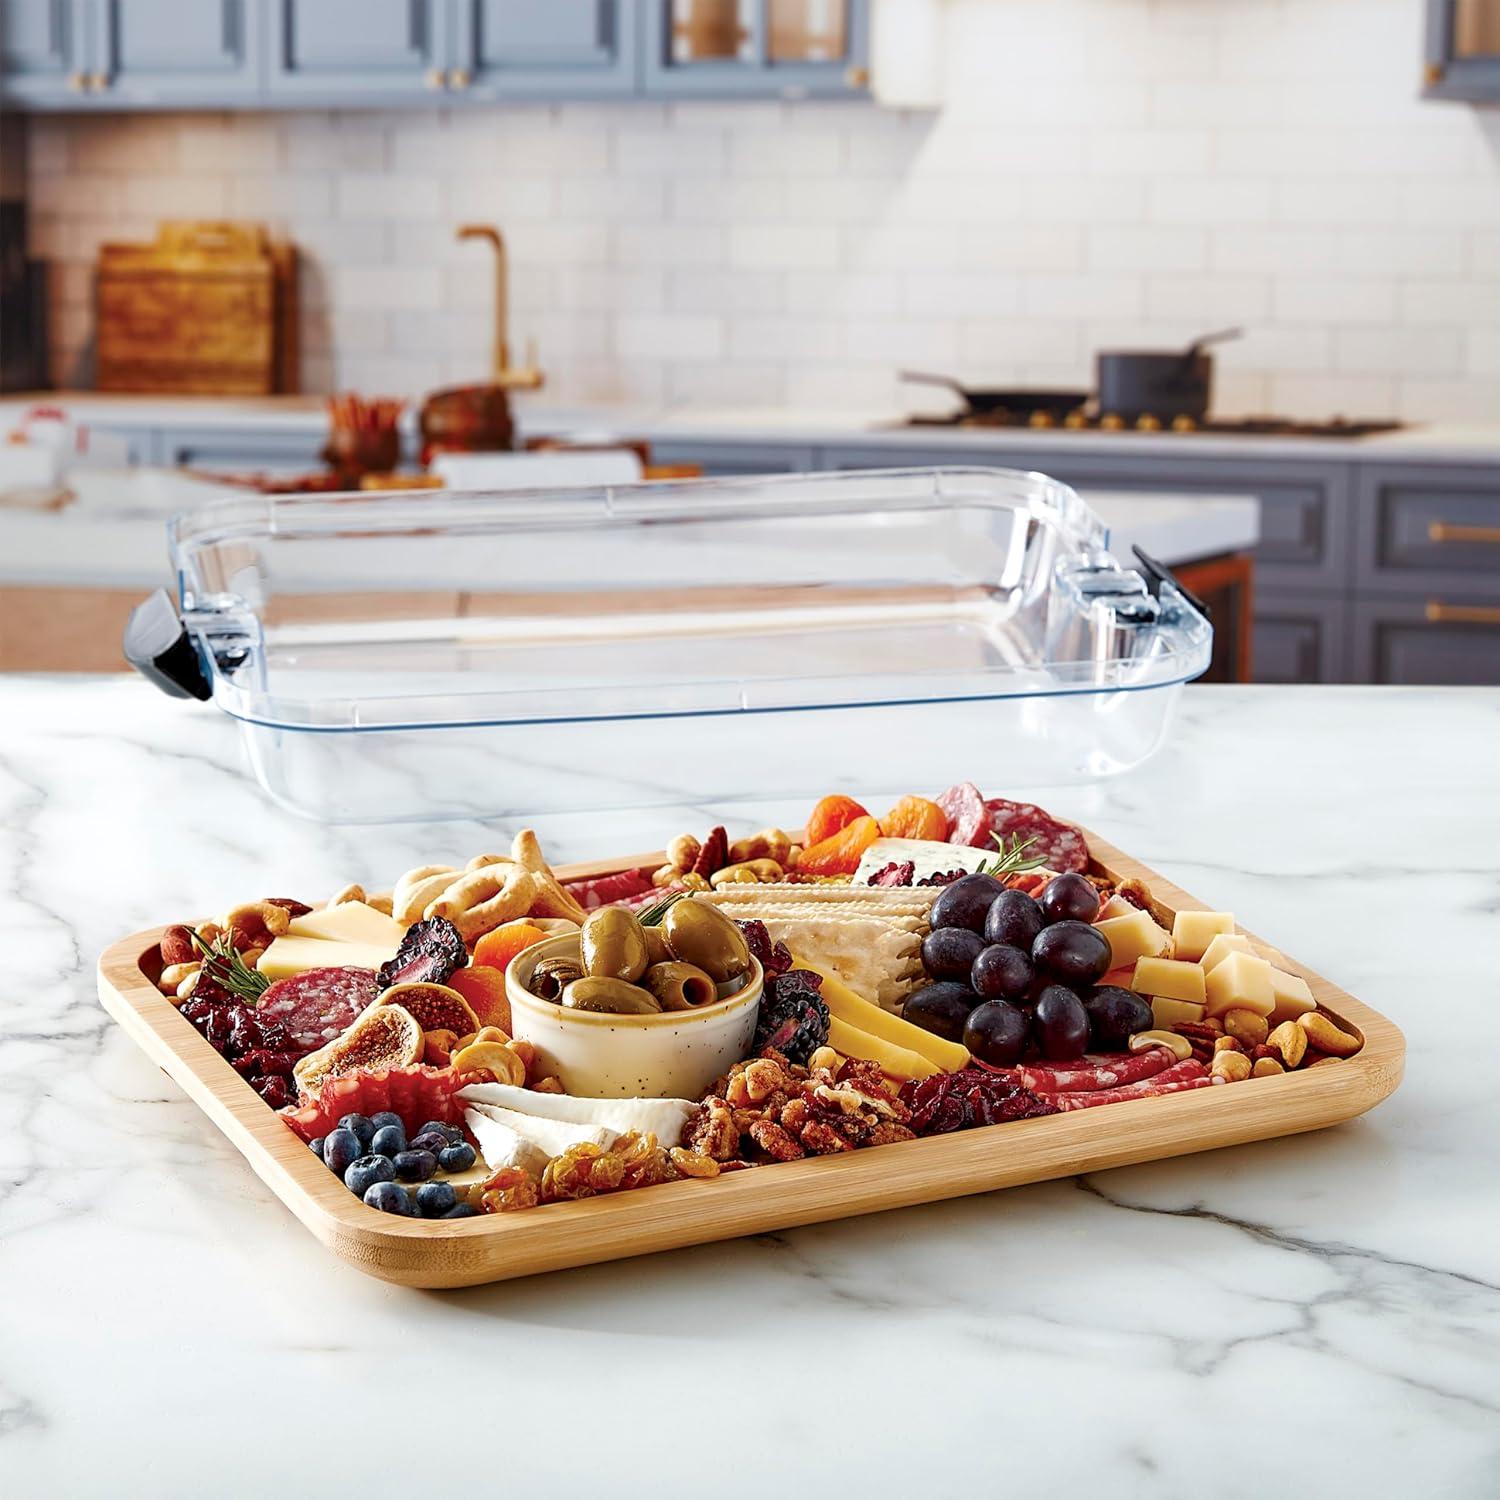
[
  {"x1": 256, "y1": 965, "x2": 377, "y2": 1055},
  {"x1": 563, "y1": 868, "x2": 657, "y2": 910},
  {"x1": 985, "y1": 798, "x2": 1089, "y2": 873},
  {"x1": 1038, "y1": 1058, "x2": 1210, "y2": 1111},
  {"x1": 1013, "y1": 1047, "x2": 1176, "y2": 1094},
  {"x1": 935, "y1": 782, "x2": 992, "y2": 848}
]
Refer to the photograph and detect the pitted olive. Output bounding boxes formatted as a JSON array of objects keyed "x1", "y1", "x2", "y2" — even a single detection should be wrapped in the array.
[
  {"x1": 560, "y1": 976, "x2": 662, "y2": 1015},
  {"x1": 662, "y1": 899, "x2": 751, "y2": 983},
  {"x1": 530, "y1": 954, "x2": 583, "y2": 1000},
  {"x1": 579, "y1": 906, "x2": 649, "y2": 983},
  {"x1": 642, "y1": 960, "x2": 718, "y2": 1012},
  {"x1": 642, "y1": 925, "x2": 673, "y2": 968}
]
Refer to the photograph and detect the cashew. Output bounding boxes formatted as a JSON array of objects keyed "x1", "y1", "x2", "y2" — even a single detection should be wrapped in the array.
[
  {"x1": 1251, "y1": 1057, "x2": 1285, "y2": 1078},
  {"x1": 326, "y1": 882, "x2": 366, "y2": 908},
  {"x1": 1127, "y1": 1029, "x2": 1193, "y2": 1062},
  {"x1": 652, "y1": 862, "x2": 681, "y2": 888},
  {"x1": 1299, "y1": 1011, "x2": 1361, "y2": 1058},
  {"x1": 1266, "y1": 1019, "x2": 1307, "y2": 1069},
  {"x1": 709, "y1": 859, "x2": 784, "y2": 888},
  {"x1": 1214, "y1": 1035, "x2": 1243, "y2": 1053},
  {"x1": 728, "y1": 828, "x2": 793, "y2": 865},
  {"x1": 666, "y1": 833, "x2": 701, "y2": 873},
  {"x1": 224, "y1": 900, "x2": 290, "y2": 947},
  {"x1": 175, "y1": 970, "x2": 201, "y2": 1001},
  {"x1": 451, "y1": 1039, "x2": 526, "y2": 1087},
  {"x1": 159, "y1": 961, "x2": 198, "y2": 995},
  {"x1": 1211, "y1": 1050, "x2": 1252, "y2": 1083}
]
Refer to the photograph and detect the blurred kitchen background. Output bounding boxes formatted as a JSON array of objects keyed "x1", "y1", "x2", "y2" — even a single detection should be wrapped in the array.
[{"x1": 3, "y1": 0, "x2": 1500, "y2": 685}]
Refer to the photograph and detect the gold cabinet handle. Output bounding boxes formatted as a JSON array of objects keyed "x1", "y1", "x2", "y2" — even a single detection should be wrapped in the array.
[
  {"x1": 845, "y1": 65, "x2": 870, "y2": 88},
  {"x1": 1425, "y1": 61, "x2": 1446, "y2": 86},
  {"x1": 67, "y1": 71, "x2": 87, "y2": 92},
  {"x1": 425, "y1": 67, "x2": 446, "y2": 89},
  {"x1": 88, "y1": 71, "x2": 109, "y2": 92},
  {"x1": 447, "y1": 67, "x2": 471, "y2": 90},
  {"x1": 1429, "y1": 521, "x2": 1500, "y2": 545},
  {"x1": 1425, "y1": 601, "x2": 1500, "y2": 625}
]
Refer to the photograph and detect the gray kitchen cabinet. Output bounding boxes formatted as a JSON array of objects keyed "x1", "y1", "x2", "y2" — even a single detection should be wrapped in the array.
[
  {"x1": 1351, "y1": 596, "x2": 1500, "y2": 684},
  {"x1": 158, "y1": 424, "x2": 327, "y2": 472},
  {"x1": 92, "y1": 0, "x2": 262, "y2": 105},
  {"x1": 641, "y1": 0, "x2": 869, "y2": 98},
  {"x1": 0, "y1": 0, "x2": 92, "y2": 106},
  {"x1": 1252, "y1": 593, "x2": 1351, "y2": 684},
  {"x1": 265, "y1": 0, "x2": 450, "y2": 100},
  {"x1": 647, "y1": 440, "x2": 817, "y2": 474},
  {"x1": 450, "y1": 0, "x2": 638, "y2": 99},
  {"x1": 1353, "y1": 460, "x2": 1500, "y2": 602},
  {"x1": 1423, "y1": 0, "x2": 1500, "y2": 101}
]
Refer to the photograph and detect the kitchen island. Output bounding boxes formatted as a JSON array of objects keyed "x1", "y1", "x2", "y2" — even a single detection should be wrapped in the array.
[{"x1": 1, "y1": 677, "x2": 1496, "y2": 1496}]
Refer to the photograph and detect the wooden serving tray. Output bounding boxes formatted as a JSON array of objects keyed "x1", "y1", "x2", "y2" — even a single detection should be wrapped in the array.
[{"x1": 97, "y1": 831, "x2": 1404, "y2": 1289}]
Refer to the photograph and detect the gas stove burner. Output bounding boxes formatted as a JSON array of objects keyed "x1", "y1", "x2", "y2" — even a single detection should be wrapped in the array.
[{"x1": 901, "y1": 410, "x2": 1404, "y2": 439}]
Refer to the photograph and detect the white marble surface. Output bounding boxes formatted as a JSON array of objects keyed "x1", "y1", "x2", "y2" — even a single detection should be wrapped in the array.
[{"x1": 1, "y1": 677, "x2": 1498, "y2": 1497}]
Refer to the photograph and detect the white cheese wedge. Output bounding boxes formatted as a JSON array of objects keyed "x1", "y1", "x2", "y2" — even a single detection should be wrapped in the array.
[
  {"x1": 852, "y1": 838, "x2": 995, "y2": 886},
  {"x1": 1094, "y1": 907, "x2": 1173, "y2": 970},
  {"x1": 1203, "y1": 950, "x2": 1276, "y2": 1019},
  {"x1": 286, "y1": 900, "x2": 406, "y2": 947},
  {"x1": 460, "y1": 1083, "x2": 695, "y2": 1147},
  {"x1": 1200, "y1": 932, "x2": 1255, "y2": 973},
  {"x1": 257, "y1": 934, "x2": 399, "y2": 982},
  {"x1": 464, "y1": 1108, "x2": 551, "y2": 1177},
  {"x1": 1268, "y1": 965, "x2": 1317, "y2": 1023},
  {"x1": 1133, "y1": 956, "x2": 1207, "y2": 1004},
  {"x1": 1172, "y1": 910, "x2": 1235, "y2": 962},
  {"x1": 1151, "y1": 996, "x2": 1205, "y2": 1028},
  {"x1": 464, "y1": 1101, "x2": 618, "y2": 1171}
]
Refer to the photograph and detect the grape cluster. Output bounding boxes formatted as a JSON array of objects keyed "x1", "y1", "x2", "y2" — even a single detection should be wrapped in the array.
[
  {"x1": 310, "y1": 1112, "x2": 480, "y2": 1218},
  {"x1": 906, "y1": 872, "x2": 1151, "y2": 1066}
]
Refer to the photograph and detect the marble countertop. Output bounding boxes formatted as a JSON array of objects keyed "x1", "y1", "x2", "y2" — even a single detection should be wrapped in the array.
[
  {"x1": 7, "y1": 391, "x2": 1500, "y2": 463},
  {"x1": 1, "y1": 677, "x2": 1496, "y2": 1495}
]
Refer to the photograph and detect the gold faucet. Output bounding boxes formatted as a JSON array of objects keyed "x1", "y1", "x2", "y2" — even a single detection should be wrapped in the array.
[{"x1": 456, "y1": 223, "x2": 544, "y2": 391}]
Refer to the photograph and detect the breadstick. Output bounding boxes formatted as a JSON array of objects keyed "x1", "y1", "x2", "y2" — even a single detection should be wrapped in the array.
[
  {"x1": 427, "y1": 867, "x2": 541, "y2": 942},
  {"x1": 394, "y1": 865, "x2": 458, "y2": 926}
]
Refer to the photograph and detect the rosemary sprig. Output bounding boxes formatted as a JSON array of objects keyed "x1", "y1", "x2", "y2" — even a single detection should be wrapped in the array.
[
  {"x1": 973, "y1": 832, "x2": 1048, "y2": 880},
  {"x1": 635, "y1": 889, "x2": 689, "y2": 927},
  {"x1": 191, "y1": 929, "x2": 271, "y2": 1003}
]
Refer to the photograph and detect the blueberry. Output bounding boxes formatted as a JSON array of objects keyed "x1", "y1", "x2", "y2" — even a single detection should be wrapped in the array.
[
  {"x1": 415, "y1": 1181, "x2": 458, "y2": 1218},
  {"x1": 417, "y1": 1119, "x2": 461, "y2": 1143},
  {"x1": 393, "y1": 1149, "x2": 438, "y2": 1183},
  {"x1": 323, "y1": 1127, "x2": 363, "y2": 1177},
  {"x1": 344, "y1": 1153, "x2": 397, "y2": 1197},
  {"x1": 438, "y1": 1142, "x2": 476, "y2": 1173},
  {"x1": 442, "y1": 1203, "x2": 479, "y2": 1219},
  {"x1": 370, "y1": 1124, "x2": 407, "y2": 1158},
  {"x1": 308, "y1": 1136, "x2": 326, "y2": 1160},
  {"x1": 363, "y1": 1181, "x2": 414, "y2": 1216},
  {"x1": 337, "y1": 1113, "x2": 375, "y2": 1149},
  {"x1": 409, "y1": 1130, "x2": 452, "y2": 1155},
  {"x1": 369, "y1": 1111, "x2": 403, "y2": 1133}
]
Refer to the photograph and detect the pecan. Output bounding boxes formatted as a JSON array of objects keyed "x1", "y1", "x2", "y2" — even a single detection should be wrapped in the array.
[
  {"x1": 779, "y1": 1097, "x2": 811, "y2": 1133},
  {"x1": 867, "y1": 1121, "x2": 918, "y2": 1147},
  {"x1": 799, "y1": 1120, "x2": 854, "y2": 1155},
  {"x1": 749, "y1": 1119, "x2": 805, "y2": 1161},
  {"x1": 687, "y1": 1099, "x2": 740, "y2": 1162},
  {"x1": 742, "y1": 1058, "x2": 787, "y2": 1103}
]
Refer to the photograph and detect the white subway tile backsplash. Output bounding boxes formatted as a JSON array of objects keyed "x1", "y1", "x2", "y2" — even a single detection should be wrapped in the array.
[
  {"x1": 1335, "y1": 324, "x2": 1463, "y2": 378},
  {"x1": 616, "y1": 313, "x2": 723, "y2": 360},
  {"x1": 1273, "y1": 277, "x2": 1398, "y2": 324},
  {"x1": 335, "y1": 267, "x2": 443, "y2": 313},
  {"x1": 730, "y1": 225, "x2": 840, "y2": 271},
  {"x1": 1088, "y1": 225, "x2": 1208, "y2": 273},
  {"x1": 617, "y1": 223, "x2": 725, "y2": 268},
  {"x1": 337, "y1": 174, "x2": 443, "y2": 220}
]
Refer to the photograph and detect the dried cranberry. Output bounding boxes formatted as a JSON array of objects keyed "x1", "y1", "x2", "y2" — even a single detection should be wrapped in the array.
[
  {"x1": 916, "y1": 869, "x2": 966, "y2": 887},
  {"x1": 866, "y1": 861, "x2": 916, "y2": 888},
  {"x1": 254, "y1": 1075, "x2": 294, "y2": 1109},
  {"x1": 735, "y1": 920, "x2": 793, "y2": 978}
]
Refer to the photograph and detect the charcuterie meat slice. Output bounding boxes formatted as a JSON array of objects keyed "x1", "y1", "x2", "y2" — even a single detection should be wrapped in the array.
[
  {"x1": 935, "y1": 783, "x2": 992, "y2": 848},
  {"x1": 985, "y1": 798, "x2": 1089, "y2": 873},
  {"x1": 256, "y1": 965, "x2": 377, "y2": 1055},
  {"x1": 563, "y1": 868, "x2": 656, "y2": 910},
  {"x1": 1040, "y1": 1058, "x2": 1210, "y2": 1111},
  {"x1": 1013, "y1": 1047, "x2": 1176, "y2": 1094}
]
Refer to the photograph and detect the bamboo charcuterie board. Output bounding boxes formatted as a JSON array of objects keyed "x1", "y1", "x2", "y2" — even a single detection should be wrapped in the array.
[{"x1": 96, "y1": 830, "x2": 1404, "y2": 1289}]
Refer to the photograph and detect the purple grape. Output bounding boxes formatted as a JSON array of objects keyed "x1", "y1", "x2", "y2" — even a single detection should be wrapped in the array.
[
  {"x1": 904, "y1": 982, "x2": 981, "y2": 1043},
  {"x1": 983, "y1": 889, "x2": 1045, "y2": 948},
  {"x1": 1039, "y1": 872, "x2": 1101, "y2": 926},
  {"x1": 1034, "y1": 985, "x2": 1090, "y2": 1061},
  {"x1": 921, "y1": 926, "x2": 987, "y2": 983},
  {"x1": 970, "y1": 943, "x2": 1034, "y2": 1001},
  {"x1": 1083, "y1": 986, "x2": 1154, "y2": 1050},
  {"x1": 929, "y1": 873, "x2": 1006, "y2": 935},
  {"x1": 962, "y1": 1000, "x2": 1030, "y2": 1067},
  {"x1": 1031, "y1": 919, "x2": 1111, "y2": 986}
]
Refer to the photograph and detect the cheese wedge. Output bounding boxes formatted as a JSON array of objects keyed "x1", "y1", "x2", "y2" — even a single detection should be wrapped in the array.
[
  {"x1": 1203, "y1": 950, "x2": 1275, "y2": 1019},
  {"x1": 1172, "y1": 910, "x2": 1235, "y2": 962},
  {"x1": 1094, "y1": 907, "x2": 1173, "y2": 970},
  {"x1": 286, "y1": 900, "x2": 406, "y2": 947},
  {"x1": 1132, "y1": 956, "x2": 1206, "y2": 1005},
  {"x1": 257, "y1": 934, "x2": 398, "y2": 982},
  {"x1": 826, "y1": 1015, "x2": 940, "y2": 1081},
  {"x1": 460, "y1": 1082, "x2": 695, "y2": 1147},
  {"x1": 852, "y1": 838, "x2": 995, "y2": 886},
  {"x1": 1151, "y1": 996, "x2": 1205, "y2": 1028},
  {"x1": 464, "y1": 1101, "x2": 618, "y2": 1173},
  {"x1": 1099, "y1": 894, "x2": 1139, "y2": 921},
  {"x1": 792, "y1": 957, "x2": 969, "y2": 1072},
  {"x1": 1268, "y1": 965, "x2": 1316, "y2": 1024},
  {"x1": 1200, "y1": 932, "x2": 1254, "y2": 973}
]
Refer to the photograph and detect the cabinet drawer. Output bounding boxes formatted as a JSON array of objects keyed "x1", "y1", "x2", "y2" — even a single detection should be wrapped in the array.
[
  {"x1": 1355, "y1": 463, "x2": 1500, "y2": 599},
  {"x1": 1252, "y1": 592, "x2": 1350, "y2": 684},
  {"x1": 1350, "y1": 596, "x2": 1500, "y2": 685},
  {"x1": 158, "y1": 424, "x2": 326, "y2": 473},
  {"x1": 648, "y1": 441, "x2": 817, "y2": 475}
]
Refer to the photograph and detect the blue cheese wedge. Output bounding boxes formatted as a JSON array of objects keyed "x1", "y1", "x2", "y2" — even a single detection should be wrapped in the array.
[
  {"x1": 852, "y1": 838, "x2": 995, "y2": 886},
  {"x1": 460, "y1": 1083, "x2": 695, "y2": 1147}
]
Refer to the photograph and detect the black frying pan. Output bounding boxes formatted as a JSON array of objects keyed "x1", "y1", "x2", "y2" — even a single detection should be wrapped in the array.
[{"x1": 900, "y1": 371, "x2": 1089, "y2": 420}]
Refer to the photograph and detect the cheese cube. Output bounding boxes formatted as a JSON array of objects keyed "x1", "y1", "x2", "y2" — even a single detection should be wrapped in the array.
[
  {"x1": 1132, "y1": 957, "x2": 1206, "y2": 1005},
  {"x1": 1171, "y1": 910, "x2": 1235, "y2": 962},
  {"x1": 1099, "y1": 894, "x2": 1139, "y2": 921},
  {"x1": 1093, "y1": 907, "x2": 1173, "y2": 970},
  {"x1": 1268, "y1": 965, "x2": 1316, "y2": 1024},
  {"x1": 257, "y1": 934, "x2": 397, "y2": 982},
  {"x1": 1203, "y1": 951, "x2": 1275, "y2": 1019},
  {"x1": 1201, "y1": 932, "x2": 1255, "y2": 973},
  {"x1": 286, "y1": 900, "x2": 406, "y2": 947},
  {"x1": 1151, "y1": 996, "x2": 1205, "y2": 1028}
]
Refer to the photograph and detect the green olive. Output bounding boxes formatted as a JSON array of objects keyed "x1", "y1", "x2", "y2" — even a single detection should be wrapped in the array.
[
  {"x1": 642, "y1": 925, "x2": 673, "y2": 968},
  {"x1": 579, "y1": 907, "x2": 649, "y2": 983},
  {"x1": 530, "y1": 954, "x2": 583, "y2": 1002},
  {"x1": 662, "y1": 899, "x2": 751, "y2": 983},
  {"x1": 642, "y1": 960, "x2": 718, "y2": 1012},
  {"x1": 560, "y1": 976, "x2": 661, "y2": 1015}
]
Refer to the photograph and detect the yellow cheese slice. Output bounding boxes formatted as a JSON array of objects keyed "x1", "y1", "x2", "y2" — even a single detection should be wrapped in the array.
[
  {"x1": 1171, "y1": 910, "x2": 1235, "y2": 962},
  {"x1": 1200, "y1": 932, "x2": 1255, "y2": 973},
  {"x1": 1132, "y1": 956, "x2": 1206, "y2": 1004},
  {"x1": 1203, "y1": 950, "x2": 1275, "y2": 1018},
  {"x1": 1268, "y1": 965, "x2": 1316, "y2": 1024},
  {"x1": 1094, "y1": 907, "x2": 1172, "y2": 970},
  {"x1": 826, "y1": 1015, "x2": 940, "y2": 1081},
  {"x1": 286, "y1": 900, "x2": 407, "y2": 947},
  {"x1": 1151, "y1": 996, "x2": 1205, "y2": 1028},
  {"x1": 257, "y1": 934, "x2": 397, "y2": 982},
  {"x1": 792, "y1": 956, "x2": 969, "y2": 1072}
]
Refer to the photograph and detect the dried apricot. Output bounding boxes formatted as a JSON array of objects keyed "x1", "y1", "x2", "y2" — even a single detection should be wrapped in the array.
[
  {"x1": 472, "y1": 921, "x2": 546, "y2": 972},
  {"x1": 879, "y1": 794, "x2": 950, "y2": 841},
  {"x1": 804, "y1": 794, "x2": 870, "y2": 847},
  {"x1": 446, "y1": 964, "x2": 512, "y2": 1033},
  {"x1": 797, "y1": 815, "x2": 881, "y2": 877}
]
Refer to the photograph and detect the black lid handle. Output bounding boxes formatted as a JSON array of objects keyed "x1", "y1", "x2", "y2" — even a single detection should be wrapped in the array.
[
  {"x1": 123, "y1": 588, "x2": 212, "y2": 701},
  {"x1": 1132, "y1": 546, "x2": 1211, "y2": 619}
]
